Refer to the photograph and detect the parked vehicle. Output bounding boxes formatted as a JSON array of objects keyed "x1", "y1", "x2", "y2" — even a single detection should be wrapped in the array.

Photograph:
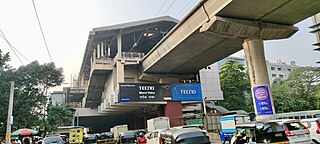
[
  {"x1": 145, "y1": 129, "x2": 164, "y2": 144},
  {"x1": 301, "y1": 118, "x2": 320, "y2": 143},
  {"x1": 231, "y1": 121, "x2": 289, "y2": 144},
  {"x1": 147, "y1": 117, "x2": 170, "y2": 132},
  {"x1": 84, "y1": 133, "x2": 97, "y2": 144},
  {"x1": 267, "y1": 119, "x2": 312, "y2": 144},
  {"x1": 173, "y1": 124, "x2": 207, "y2": 133},
  {"x1": 160, "y1": 128, "x2": 210, "y2": 144},
  {"x1": 43, "y1": 136, "x2": 64, "y2": 144},
  {"x1": 219, "y1": 114, "x2": 250, "y2": 143},
  {"x1": 119, "y1": 131, "x2": 136, "y2": 144},
  {"x1": 112, "y1": 124, "x2": 129, "y2": 143}
]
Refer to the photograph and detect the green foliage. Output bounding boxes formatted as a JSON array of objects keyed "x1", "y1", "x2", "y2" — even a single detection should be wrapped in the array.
[
  {"x1": 45, "y1": 103, "x2": 73, "y2": 132},
  {"x1": 0, "y1": 49, "x2": 10, "y2": 69},
  {"x1": 0, "y1": 61, "x2": 65, "y2": 133},
  {"x1": 272, "y1": 67, "x2": 320, "y2": 113},
  {"x1": 216, "y1": 59, "x2": 253, "y2": 112}
]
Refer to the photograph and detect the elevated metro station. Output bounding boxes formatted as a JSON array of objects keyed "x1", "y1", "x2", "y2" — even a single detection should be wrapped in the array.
[{"x1": 71, "y1": 0, "x2": 320, "y2": 132}]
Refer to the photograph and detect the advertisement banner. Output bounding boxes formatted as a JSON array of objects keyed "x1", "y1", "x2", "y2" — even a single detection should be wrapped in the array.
[
  {"x1": 253, "y1": 85, "x2": 274, "y2": 116},
  {"x1": 172, "y1": 83, "x2": 202, "y2": 101},
  {"x1": 119, "y1": 83, "x2": 172, "y2": 102}
]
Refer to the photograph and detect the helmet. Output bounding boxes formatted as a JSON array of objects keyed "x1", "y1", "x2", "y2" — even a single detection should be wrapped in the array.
[{"x1": 139, "y1": 132, "x2": 144, "y2": 137}]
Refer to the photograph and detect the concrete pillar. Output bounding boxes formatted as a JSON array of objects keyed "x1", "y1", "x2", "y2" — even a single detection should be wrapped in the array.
[
  {"x1": 101, "y1": 42, "x2": 104, "y2": 58},
  {"x1": 92, "y1": 49, "x2": 96, "y2": 62},
  {"x1": 116, "y1": 61, "x2": 124, "y2": 84},
  {"x1": 97, "y1": 43, "x2": 101, "y2": 59},
  {"x1": 107, "y1": 44, "x2": 111, "y2": 58},
  {"x1": 117, "y1": 34, "x2": 122, "y2": 58},
  {"x1": 242, "y1": 37, "x2": 275, "y2": 121}
]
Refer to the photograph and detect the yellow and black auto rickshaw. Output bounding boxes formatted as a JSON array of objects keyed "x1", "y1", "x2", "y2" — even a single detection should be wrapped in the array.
[{"x1": 231, "y1": 121, "x2": 290, "y2": 144}]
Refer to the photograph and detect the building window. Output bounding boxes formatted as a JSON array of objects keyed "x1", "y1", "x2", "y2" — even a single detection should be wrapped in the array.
[
  {"x1": 278, "y1": 68, "x2": 282, "y2": 71},
  {"x1": 288, "y1": 69, "x2": 292, "y2": 71},
  {"x1": 279, "y1": 74, "x2": 284, "y2": 78},
  {"x1": 272, "y1": 74, "x2": 277, "y2": 77},
  {"x1": 271, "y1": 67, "x2": 275, "y2": 70}
]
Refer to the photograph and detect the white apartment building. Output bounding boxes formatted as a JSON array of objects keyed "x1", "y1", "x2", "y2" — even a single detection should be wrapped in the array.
[{"x1": 266, "y1": 60, "x2": 300, "y2": 84}]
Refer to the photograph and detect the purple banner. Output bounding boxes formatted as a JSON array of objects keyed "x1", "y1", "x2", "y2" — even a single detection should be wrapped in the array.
[{"x1": 253, "y1": 85, "x2": 273, "y2": 116}]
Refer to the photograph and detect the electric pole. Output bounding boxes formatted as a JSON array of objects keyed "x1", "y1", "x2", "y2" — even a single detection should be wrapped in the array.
[{"x1": 6, "y1": 81, "x2": 14, "y2": 144}]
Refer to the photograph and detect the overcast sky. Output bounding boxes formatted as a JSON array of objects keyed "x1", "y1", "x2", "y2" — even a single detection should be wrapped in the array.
[{"x1": 0, "y1": 0, "x2": 319, "y2": 87}]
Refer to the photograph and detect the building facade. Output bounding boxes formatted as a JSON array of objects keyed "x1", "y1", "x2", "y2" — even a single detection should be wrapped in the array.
[
  {"x1": 266, "y1": 60, "x2": 300, "y2": 83},
  {"x1": 218, "y1": 57, "x2": 301, "y2": 84},
  {"x1": 311, "y1": 13, "x2": 320, "y2": 64}
]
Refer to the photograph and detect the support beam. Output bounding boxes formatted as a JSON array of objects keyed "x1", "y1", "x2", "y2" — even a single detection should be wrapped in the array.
[{"x1": 243, "y1": 37, "x2": 275, "y2": 121}]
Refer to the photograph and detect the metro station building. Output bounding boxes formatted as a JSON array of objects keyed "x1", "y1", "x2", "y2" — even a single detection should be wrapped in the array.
[{"x1": 57, "y1": 16, "x2": 224, "y2": 132}]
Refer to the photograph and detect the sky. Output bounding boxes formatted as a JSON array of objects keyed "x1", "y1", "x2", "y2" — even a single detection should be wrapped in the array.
[{"x1": 0, "y1": 0, "x2": 319, "y2": 89}]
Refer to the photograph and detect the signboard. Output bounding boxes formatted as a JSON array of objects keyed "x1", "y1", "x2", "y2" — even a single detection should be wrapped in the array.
[
  {"x1": 253, "y1": 85, "x2": 274, "y2": 116},
  {"x1": 69, "y1": 127, "x2": 83, "y2": 144},
  {"x1": 119, "y1": 83, "x2": 171, "y2": 102},
  {"x1": 172, "y1": 83, "x2": 202, "y2": 101}
]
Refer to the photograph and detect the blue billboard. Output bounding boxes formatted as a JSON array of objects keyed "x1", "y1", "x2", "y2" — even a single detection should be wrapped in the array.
[
  {"x1": 172, "y1": 83, "x2": 202, "y2": 101},
  {"x1": 253, "y1": 85, "x2": 274, "y2": 116}
]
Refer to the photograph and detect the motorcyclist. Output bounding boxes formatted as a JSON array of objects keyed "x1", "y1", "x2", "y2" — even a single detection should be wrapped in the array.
[{"x1": 136, "y1": 132, "x2": 147, "y2": 144}]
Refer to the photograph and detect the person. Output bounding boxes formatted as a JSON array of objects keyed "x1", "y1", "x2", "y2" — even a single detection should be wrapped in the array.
[
  {"x1": 136, "y1": 132, "x2": 147, "y2": 144},
  {"x1": 22, "y1": 137, "x2": 30, "y2": 144}
]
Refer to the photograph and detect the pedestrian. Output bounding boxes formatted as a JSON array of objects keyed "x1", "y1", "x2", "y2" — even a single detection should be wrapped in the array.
[
  {"x1": 22, "y1": 137, "x2": 30, "y2": 144},
  {"x1": 136, "y1": 132, "x2": 147, "y2": 144}
]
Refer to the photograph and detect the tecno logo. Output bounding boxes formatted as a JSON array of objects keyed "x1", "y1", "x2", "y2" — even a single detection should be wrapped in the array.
[
  {"x1": 139, "y1": 86, "x2": 154, "y2": 90},
  {"x1": 180, "y1": 90, "x2": 196, "y2": 94}
]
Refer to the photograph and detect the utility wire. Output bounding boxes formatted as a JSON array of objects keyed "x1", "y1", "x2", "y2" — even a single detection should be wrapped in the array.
[
  {"x1": 157, "y1": 0, "x2": 169, "y2": 16},
  {"x1": 31, "y1": 0, "x2": 53, "y2": 63},
  {"x1": 163, "y1": 0, "x2": 177, "y2": 15},
  {"x1": 0, "y1": 29, "x2": 25, "y2": 65},
  {"x1": 0, "y1": 29, "x2": 30, "y2": 63},
  {"x1": 177, "y1": 0, "x2": 195, "y2": 18}
]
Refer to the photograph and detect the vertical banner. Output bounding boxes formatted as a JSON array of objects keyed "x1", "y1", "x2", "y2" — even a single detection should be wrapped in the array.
[{"x1": 253, "y1": 85, "x2": 274, "y2": 116}]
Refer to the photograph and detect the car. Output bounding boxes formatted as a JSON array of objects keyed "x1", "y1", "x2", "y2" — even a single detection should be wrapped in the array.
[
  {"x1": 173, "y1": 124, "x2": 207, "y2": 133},
  {"x1": 267, "y1": 119, "x2": 312, "y2": 144},
  {"x1": 59, "y1": 135, "x2": 68, "y2": 143},
  {"x1": 145, "y1": 129, "x2": 165, "y2": 144},
  {"x1": 43, "y1": 136, "x2": 64, "y2": 144},
  {"x1": 160, "y1": 128, "x2": 210, "y2": 144},
  {"x1": 84, "y1": 133, "x2": 97, "y2": 144},
  {"x1": 119, "y1": 131, "x2": 136, "y2": 143},
  {"x1": 301, "y1": 118, "x2": 320, "y2": 143}
]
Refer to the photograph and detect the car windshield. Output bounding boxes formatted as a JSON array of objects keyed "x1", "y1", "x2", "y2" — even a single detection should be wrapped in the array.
[
  {"x1": 44, "y1": 137, "x2": 62, "y2": 144},
  {"x1": 284, "y1": 122, "x2": 306, "y2": 131}
]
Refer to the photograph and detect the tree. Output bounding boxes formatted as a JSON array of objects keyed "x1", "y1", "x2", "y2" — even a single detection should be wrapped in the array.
[
  {"x1": 45, "y1": 103, "x2": 73, "y2": 132},
  {"x1": 0, "y1": 61, "x2": 66, "y2": 133},
  {"x1": 272, "y1": 67, "x2": 320, "y2": 113},
  {"x1": 216, "y1": 59, "x2": 253, "y2": 112},
  {"x1": 0, "y1": 49, "x2": 10, "y2": 69}
]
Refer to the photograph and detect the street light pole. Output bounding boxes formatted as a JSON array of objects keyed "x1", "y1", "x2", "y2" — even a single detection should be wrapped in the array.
[
  {"x1": 202, "y1": 97, "x2": 208, "y2": 131},
  {"x1": 6, "y1": 81, "x2": 14, "y2": 144}
]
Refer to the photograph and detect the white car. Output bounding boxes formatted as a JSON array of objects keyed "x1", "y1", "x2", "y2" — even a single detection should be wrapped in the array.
[
  {"x1": 267, "y1": 119, "x2": 312, "y2": 144},
  {"x1": 301, "y1": 118, "x2": 320, "y2": 143},
  {"x1": 145, "y1": 129, "x2": 165, "y2": 144}
]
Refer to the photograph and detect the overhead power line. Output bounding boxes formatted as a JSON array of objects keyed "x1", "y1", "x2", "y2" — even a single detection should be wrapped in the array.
[
  {"x1": 157, "y1": 0, "x2": 169, "y2": 16},
  {"x1": 0, "y1": 29, "x2": 30, "y2": 65},
  {"x1": 177, "y1": 0, "x2": 195, "y2": 18},
  {"x1": 31, "y1": 0, "x2": 53, "y2": 63},
  {"x1": 163, "y1": 0, "x2": 177, "y2": 15}
]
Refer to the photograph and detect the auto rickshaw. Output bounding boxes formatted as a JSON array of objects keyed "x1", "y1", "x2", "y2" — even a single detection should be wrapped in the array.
[
  {"x1": 160, "y1": 128, "x2": 210, "y2": 144},
  {"x1": 231, "y1": 121, "x2": 290, "y2": 144}
]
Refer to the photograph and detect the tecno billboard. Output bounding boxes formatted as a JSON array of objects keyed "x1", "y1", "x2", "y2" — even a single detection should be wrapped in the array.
[
  {"x1": 119, "y1": 83, "x2": 172, "y2": 102},
  {"x1": 171, "y1": 83, "x2": 202, "y2": 101}
]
